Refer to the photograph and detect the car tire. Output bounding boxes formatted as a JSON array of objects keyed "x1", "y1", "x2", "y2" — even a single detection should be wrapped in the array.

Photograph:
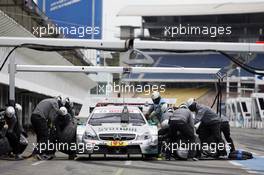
[{"x1": 143, "y1": 154, "x2": 158, "y2": 160}]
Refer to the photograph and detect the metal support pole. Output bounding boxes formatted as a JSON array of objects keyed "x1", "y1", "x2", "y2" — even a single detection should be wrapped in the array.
[
  {"x1": 8, "y1": 56, "x2": 16, "y2": 106},
  {"x1": 0, "y1": 37, "x2": 130, "y2": 52},
  {"x1": 15, "y1": 65, "x2": 220, "y2": 74},
  {"x1": 133, "y1": 40, "x2": 264, "y2": 53},
  {"x1": 1, "y1": 37, "x2": 264, "y2": 53},
  {"x1": 226, "y1": 77, "x2": 230, "y2": 98},
  {"x1": 237, "y1": 79, "x2": 241, "y2": 97},
  {"x1": 42, "y1": 0, "x2": 46, "y2": 13},
  {"x1": 91, "y1": 0, "x2": 95, "y2": 39}
]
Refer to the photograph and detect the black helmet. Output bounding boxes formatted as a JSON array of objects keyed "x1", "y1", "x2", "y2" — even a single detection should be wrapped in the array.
[
  {"x1": 186, "y1": 98, "x2": 197, "y2": 112},
  {"x1": 56, "y1": 96, "x2": 63, "y2": 107}
]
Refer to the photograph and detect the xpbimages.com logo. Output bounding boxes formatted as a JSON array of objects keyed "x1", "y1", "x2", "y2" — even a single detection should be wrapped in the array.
[
  {"x1": 32, "y1": 141, "x2": 99, "y2": 154},
  {"x1": 32, "y1": 24, "x2": 100, "y2": 38},
  {"x1": 163, "y1": 141, "x2": 231, "y2": 154},
  {"x1": 164, "y1": 24, "x2": 232, "y2": 38},
  {"x1": 95, "y1": 83, "x2": 166, "y2": 95}
]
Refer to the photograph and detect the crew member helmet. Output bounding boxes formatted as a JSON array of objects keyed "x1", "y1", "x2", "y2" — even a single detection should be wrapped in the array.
[
  {"x1": 5, "y1": 106, "x2": 15, "y2": 119},
  {"x1": 59, "y1": 107, "x2": 68, "y2": 116},
  {"x1": 151, "y1": 91, "x2": 161, "y2": 104}
]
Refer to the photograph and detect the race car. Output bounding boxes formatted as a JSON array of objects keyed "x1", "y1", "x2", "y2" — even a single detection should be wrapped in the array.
[{"x1": 76, "y1": 105, "x2": 158, "y2": 158}]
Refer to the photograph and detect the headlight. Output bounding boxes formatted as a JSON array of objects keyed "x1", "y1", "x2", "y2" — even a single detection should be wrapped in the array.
[
  {"x1": 137, "y1": 132, "x2": 151, "y2": 140},
  {"x1": 83, "y1": 131, "x2": 98, "y2": 140}
]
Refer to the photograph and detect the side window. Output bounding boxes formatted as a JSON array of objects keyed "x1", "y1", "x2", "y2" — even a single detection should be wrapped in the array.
[
  {"x1": 258, "y1": 98, "x2": 264, "y2": 110},
  {"x1": 241, "y1": 102, "x2": 248, "y2": 112}
]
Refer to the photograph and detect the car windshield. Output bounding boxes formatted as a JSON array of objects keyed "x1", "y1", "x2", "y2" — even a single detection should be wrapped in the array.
[
  {"x1": 76, "y1": 118, "x2": 87, "y2": 125},
  {"x1": 88, "y1": 112, "x2": 146, "y2": 125}
]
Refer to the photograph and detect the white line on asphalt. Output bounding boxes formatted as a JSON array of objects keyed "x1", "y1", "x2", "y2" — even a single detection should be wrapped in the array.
[
  {"x1": 247, "y1": 170, "x2": 260, "y2": 174},
  {"x1": 241, "y1": 167, "x2": 250, "y2": 170},
  {"x1": 114, "y1": 168, "x2": 124, "y2": 175},
  {"x1": 125, "y1": 161, "x2": 132, "y2": 165},
  {"x1": 229, "y1": 161, "x2": 243, "y2": 167},
  {"x1": 32, "y1": 161, "x2": 46, "y2": 166},
  {"x1": 242, "y1": 148, "x2": 259, "y2": 156},
  {"x1": 112, "y1": 161, "x2": 131, "y2": 175},
  {"x1": 229, "y1": 161, "x2": 261, "y2": 175},
  {"x1": 251, "y1": 152, "x2": 259, "y2": 156}
]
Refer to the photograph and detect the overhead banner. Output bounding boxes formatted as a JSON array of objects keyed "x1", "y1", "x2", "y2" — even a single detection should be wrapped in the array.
[
  {"x1": 37, "y1": 0, "x2": 102, "y2": 39},
  {"x1": 255, "y1": 75, "x2": 264, "y2": 85}
]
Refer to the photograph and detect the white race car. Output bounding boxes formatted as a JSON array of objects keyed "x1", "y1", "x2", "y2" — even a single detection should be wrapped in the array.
[{"x1": 76, "y1": 105, "x2": 158, "y2": 158}]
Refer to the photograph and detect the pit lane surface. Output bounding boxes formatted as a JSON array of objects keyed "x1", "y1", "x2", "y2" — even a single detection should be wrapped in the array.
[{"x1": 0, "y1": 128, "x2": 263, "y2": 175}]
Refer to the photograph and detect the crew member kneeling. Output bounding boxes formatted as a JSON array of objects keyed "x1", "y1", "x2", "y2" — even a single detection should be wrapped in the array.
[
  {"x1": 169, "y1": 104, "x2": 195, "y2": 159},
  {"x1": 31, "y1": 97, "x2": 63, "y2": 160},
  {"x1": 186, "y1": 98, "x2": 226, "y2": 158}
]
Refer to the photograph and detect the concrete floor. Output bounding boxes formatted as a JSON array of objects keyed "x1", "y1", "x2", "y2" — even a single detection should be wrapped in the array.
[{"x1": 0, "y1": 127, "x2": 263, "y2": 175}]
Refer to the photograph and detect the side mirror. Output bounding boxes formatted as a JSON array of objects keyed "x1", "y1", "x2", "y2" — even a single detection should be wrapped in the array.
[
  {"x1": 148, "y1": 120, "x2": 157, "y2": 126},
  {"x1": 89, "y1": 107, "x2": 95, "y2": 113},
  {"x1": 76, "y1": 118, "x2": 81, "y2": 125}
]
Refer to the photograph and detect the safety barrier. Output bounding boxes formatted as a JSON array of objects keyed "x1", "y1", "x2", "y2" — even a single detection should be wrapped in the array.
[
  {"x1": 252, "y1": 121, "x2": 263, "y2": 129},
  {"x1": 242, "y1": 118, "x2": 252, "y2": 128},
  {"x1": 230, "y1": 119, "x2": 264, "y2": 129}
]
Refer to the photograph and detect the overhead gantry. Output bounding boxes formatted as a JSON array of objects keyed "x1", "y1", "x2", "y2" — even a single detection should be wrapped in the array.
[{"x1": 0, "y1": 37, "x2": 263, "y2": 105}]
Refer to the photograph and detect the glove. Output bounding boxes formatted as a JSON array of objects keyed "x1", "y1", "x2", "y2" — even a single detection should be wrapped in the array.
[{"x1": 22, "y1": 131, "x2": 28, "y2": 138}]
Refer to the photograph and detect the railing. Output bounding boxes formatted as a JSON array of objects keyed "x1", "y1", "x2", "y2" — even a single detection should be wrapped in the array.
[{"x1": 231, "y1": 118, "x2": 264, "y2": 129}]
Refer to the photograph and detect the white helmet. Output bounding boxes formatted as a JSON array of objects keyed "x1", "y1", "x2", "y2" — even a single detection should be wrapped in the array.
[
  {"x1": 151, "y1": 91, "x2": 160, "y2": 101},
  {"x1": 179, "y1": 103, "x2": 188, "y2": 109},
  {"x1": 59, "y1": 107, "x2": 68, "y2": 116},
  {"x1": 64, "y1": 97, "x2": 70, "y2": 103},
  {"x1": 56, "y1": 96, "x2": 62, "y2": 102},
  {"x1": 151, "y1": 91, "x2": 161, "y2": 104},
  {"x1": 5, "y1": 106, "x2": 15, "y2": 118},
  {"x1": 15, "y1": 103, "x2": 22, "y2": 111},
  {"x1": 167, "y1": 108, "x2": 174, "y2": 113},
  {"x1": 161, "y1": 103, "x2": 168, "y2": 113},
  {"x1": 161, "y1": 119, "x2": 169, "y2": 129},
  {"x1": 63, "y1": 97, "x2": 70, "y2": 105},
  {"x1": 186, "y1": 98, "x2": 195, "y2": 107}
]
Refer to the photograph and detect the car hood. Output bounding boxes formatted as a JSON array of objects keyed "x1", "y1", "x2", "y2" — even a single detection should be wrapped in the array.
[{"x1": 77, "y1": 123, "x2": 157, "y2": 136}]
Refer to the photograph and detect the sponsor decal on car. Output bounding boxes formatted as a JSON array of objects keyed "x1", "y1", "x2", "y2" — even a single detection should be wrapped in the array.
[
  {"x1": 98, "y1": 127, "x2": 137, "y2": 132},
  {"x1": 93, "y1": 109, "x2": 140, "y2": 113},
  {"x1": 107, "y1": 141, "x2": 128, "y2": 147}
]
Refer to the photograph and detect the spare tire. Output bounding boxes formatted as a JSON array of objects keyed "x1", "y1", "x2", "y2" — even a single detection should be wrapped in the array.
[
  {"x1": 175, "y1": 146, "x2": 189, "y2": 160},
  {"x1": 0, "y1": 137, "x2": 12, "y2": 156},
  {"x1": 58, "y1": 122, "x2": 76, "y2": 143},
  {"x1": 57, "y1": 122, "x2": 77, "y2": 154}
]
